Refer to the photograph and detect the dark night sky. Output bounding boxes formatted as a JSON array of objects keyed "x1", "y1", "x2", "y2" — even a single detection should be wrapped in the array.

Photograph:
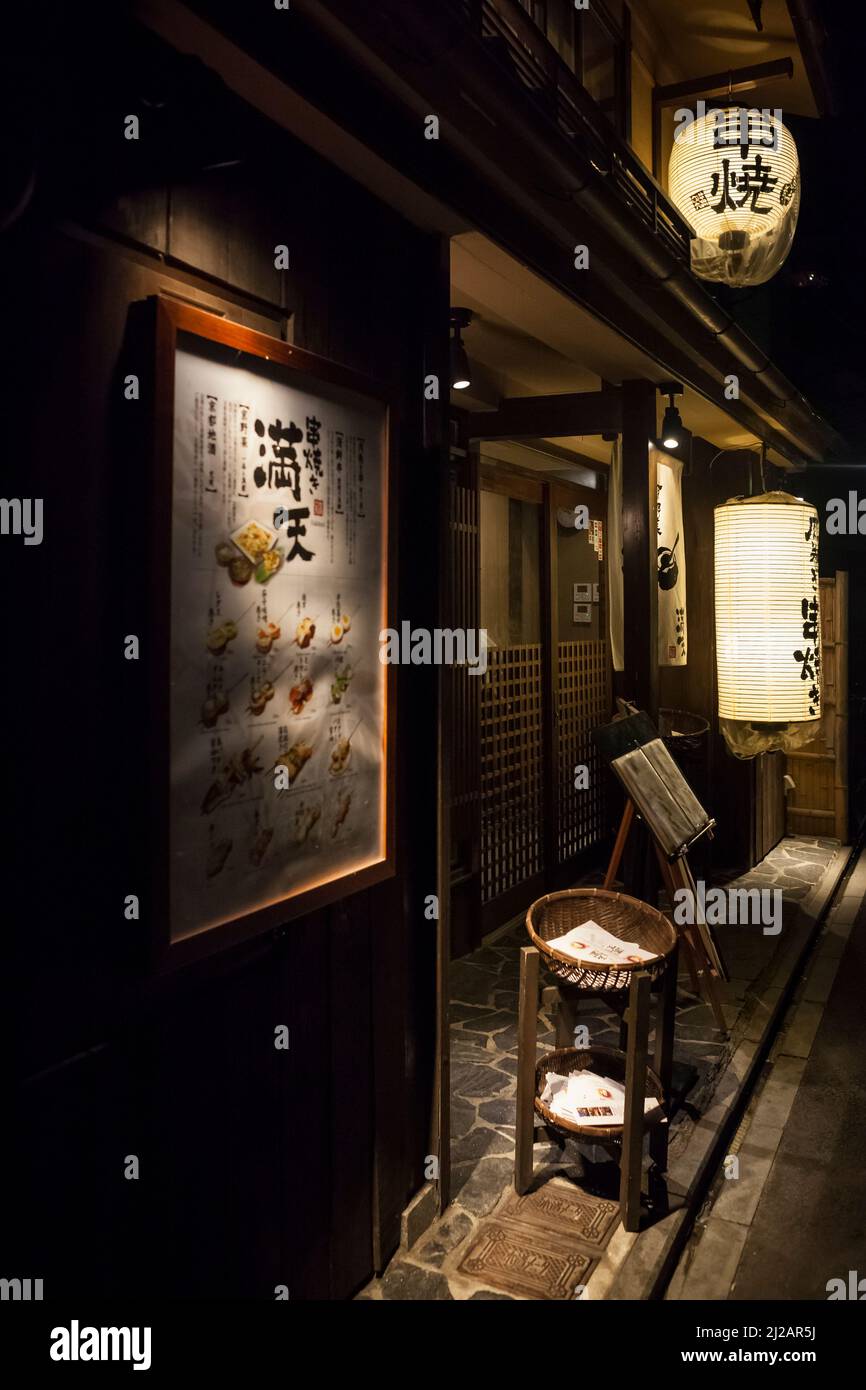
[{"x1": 719, "y1": 3, "x2": 866, "y2": 457}]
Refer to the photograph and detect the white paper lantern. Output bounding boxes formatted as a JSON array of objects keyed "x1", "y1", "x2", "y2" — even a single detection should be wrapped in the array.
[
  {"x1": 714, "y1": 492, "x2": 820, "y2": 755},
  {"x1": 669, "y1": 107, "x2": 800, "y2": 286}
]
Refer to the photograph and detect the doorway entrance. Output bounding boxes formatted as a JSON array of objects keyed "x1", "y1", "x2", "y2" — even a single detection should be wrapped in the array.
[{"x1": 451, "y1": 452, "x2": 613, "y2": 948}]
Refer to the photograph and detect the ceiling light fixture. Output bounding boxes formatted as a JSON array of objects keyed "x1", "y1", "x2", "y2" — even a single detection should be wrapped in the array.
[
  {"x1": 450, "y1": 307, "x2": 474, "y2": 391},
  {"x1": 658, "y1": 381, "x2": 685, "y2": 450}
]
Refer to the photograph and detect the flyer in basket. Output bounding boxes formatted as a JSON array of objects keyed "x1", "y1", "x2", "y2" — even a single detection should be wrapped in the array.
[
  {"x1": 546, "y1": 919, "x2": 657, "y2": 967},
  {"x1": 541, "y1": 1070, "x2": 664, "y2": 1127}
]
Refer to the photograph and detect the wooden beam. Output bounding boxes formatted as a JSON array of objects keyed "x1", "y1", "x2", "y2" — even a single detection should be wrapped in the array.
[
  {"x1": 468, "y1": 390, "x2": 621, "y2": 442},
  {"x1": 653, "y1": 58, "x2": 793, "y2": 108},
  {"x1": 620, "y1": 381, "x2": 658, "y2": 717},
  {"x1": 788, "y1": 0, "x2": 838, "y2": 118},
  {"x1": 522, "y1": 438, "x2": 610, "y2": 473}
]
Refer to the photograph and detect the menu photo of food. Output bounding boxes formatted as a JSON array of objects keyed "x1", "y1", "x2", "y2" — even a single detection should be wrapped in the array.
[
  {"x1": 272, "y1": 730, "x2": 318, "y2": 791},
  {"x1": 287, "y1": 661, "x2": 318, "y2": 718},
  {"x1": 169, "y1": 337, "x2": 387, "y2": 942},
  {"x1": 248, "y1": 816, "x2": 276, "y2": 870},
  {"x1": 329, "y1": 655, "x2": 356, "y2": 708},
  {"x1": 327, "y1": 610, "x2": 354, "y2": 648},
  {"x1": 329, "y1": 787, "x2": 355, "y2": 842},
  {"x1": 289, "y1": 794, "x2": 324, "y2": 853}
]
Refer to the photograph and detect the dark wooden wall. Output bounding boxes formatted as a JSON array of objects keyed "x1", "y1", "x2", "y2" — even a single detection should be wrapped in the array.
[{"x1": 4, "y1": 15, "x2": 440, "y2": 1299}]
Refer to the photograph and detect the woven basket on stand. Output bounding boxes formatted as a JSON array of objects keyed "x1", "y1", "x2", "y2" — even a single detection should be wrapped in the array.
[
  {"x1": 525, "y1": 887, "x2": 677, "y2": 991},
  {"x1": 534, "y1": 1044, "x2": 666, "y2": 1143}
]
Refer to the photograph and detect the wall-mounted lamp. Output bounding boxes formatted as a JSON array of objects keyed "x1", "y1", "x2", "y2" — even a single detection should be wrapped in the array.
[
  {"x1": 450, "y1": 307, "x2": 474, "y2": 391},
  {"x1": 659, "y1": 381, "x2": 686, "y2": 450}
]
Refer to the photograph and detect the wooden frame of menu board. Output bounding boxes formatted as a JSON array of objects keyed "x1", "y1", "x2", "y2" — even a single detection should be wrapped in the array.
[{"x1": 149, "y1": 297, "x2": 397, "y2": 969}]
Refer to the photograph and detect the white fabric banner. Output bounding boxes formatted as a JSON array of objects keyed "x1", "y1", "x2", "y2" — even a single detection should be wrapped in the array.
[
  {"x1": 656, "y1": 453, "x2": 687, "y2": 665},
  {"x1": 607, "y1": 438, "x2": 625, "y2": 672}
]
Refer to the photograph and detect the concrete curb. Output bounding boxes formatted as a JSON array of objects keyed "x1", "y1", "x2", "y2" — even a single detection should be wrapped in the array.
[{"x1": 602, "y1": 845, "x2": 852, "y2": 1300}]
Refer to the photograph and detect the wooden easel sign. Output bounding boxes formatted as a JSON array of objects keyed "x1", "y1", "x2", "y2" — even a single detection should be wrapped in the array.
[{"x1": 593, "y1": 711, "x2": 729, "y2": 1030}]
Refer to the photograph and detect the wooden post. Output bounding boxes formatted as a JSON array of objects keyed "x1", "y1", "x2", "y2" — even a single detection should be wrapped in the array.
[
  {"x1": 467, "y1": 0, "x2": 483, "y2": 36},
  {"x1": 541, "y1": 476, "x2": 559, "y2": 898},
  {"x1": 430, "y1": 233, "x2": 453, "y2": 1215},
  {"x1": 603, "y1": 798, "x2": 635, "y2": 889},
  {"x1": 669, "y1": 856, "x2": 728, "y2": 1033},
  {"x1": 650, "y1": 940, "x2": 678, "y2": 1172},
  {"x1": 653, "y1": 840, "x2": 700, "y2": 994},
  {"x1": 620, "y1": 967, "x2": 652, "y2": 1231},
  {"x1": 652, "y1": 95, "x2": 663, "y2": 181},
  {"x1": 515, "y1": 946, "x2": 541, "y2": 1195},
  {"x1": 620, "y1": 380, "x2": 658, "y2": 718},
  {"x1": 835, "y1": 571, "x2": 849, "y2": 843},
  {"x1": 554, "y1": 984, "x2": 577, "y2": 1048}
]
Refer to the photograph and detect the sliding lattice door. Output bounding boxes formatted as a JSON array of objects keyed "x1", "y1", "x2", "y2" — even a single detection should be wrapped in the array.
[
  {"x1": 556, "y1": 639, "x2": 611, "y2": 866},
  {"x1": 480, "y1": 645, "x2": 546, "y2": 921},
  {"x1": 465, "y1": 461, "x2": 613, "y2": 937}
]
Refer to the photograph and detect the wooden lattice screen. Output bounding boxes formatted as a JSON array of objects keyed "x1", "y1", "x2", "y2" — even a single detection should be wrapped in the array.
[
  {"x1": 449, "y1": 479, "x2": 481, "y2": 826},
  {"x1": 480, "y1": 645, "x2": 544, "y2": 904},
  {"x1": 556, "y1": 639, "x2": 611, "y2": 864}
]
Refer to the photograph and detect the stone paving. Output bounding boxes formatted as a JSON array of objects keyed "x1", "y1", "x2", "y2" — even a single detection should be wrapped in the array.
[
  {"x1": 358, "y1": 836, "x2": 840, "y2": 1301},
  {"x1": 667, "y1": 845, "x2": 864, "y2": 1301}
]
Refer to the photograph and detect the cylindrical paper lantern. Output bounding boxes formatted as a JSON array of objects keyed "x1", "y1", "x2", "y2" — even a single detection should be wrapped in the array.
[
  {"x1": 669, "y1": 107, "x2": 800, "y2": 286},
  {"x1": 715, "y1": 493, "x2": 820, "y2": 752}
]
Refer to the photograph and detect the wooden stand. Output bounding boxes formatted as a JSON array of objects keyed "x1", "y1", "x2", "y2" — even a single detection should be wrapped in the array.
[
  {"x1": 603, "y1": 798, "x2": 727, "y2": 1034},
  {"x1": 515, "y1": 942, "x2": 679, "y2": 1233}
]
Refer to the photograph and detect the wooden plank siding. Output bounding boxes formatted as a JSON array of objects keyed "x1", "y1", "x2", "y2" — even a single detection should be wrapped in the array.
[{"x1": 7, "y1": 30, "x2": 441, "y2": 1301}]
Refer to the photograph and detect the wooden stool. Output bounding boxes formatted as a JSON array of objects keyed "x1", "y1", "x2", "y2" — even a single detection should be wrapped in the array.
[{"x1": 514, "y1": 889, "x2": 679, "y2": 1233}]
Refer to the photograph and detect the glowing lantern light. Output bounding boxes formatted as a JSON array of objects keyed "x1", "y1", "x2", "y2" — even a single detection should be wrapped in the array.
[
  {"x1": 669, "y1": 107, "x2": 800, "y2": 286},
  {"x1": 714, "y1": 492, "x2": 820, "y2": 757}
]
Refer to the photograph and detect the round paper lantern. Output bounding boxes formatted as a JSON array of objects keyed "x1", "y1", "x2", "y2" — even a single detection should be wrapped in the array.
[
  {"x1": 714, "y1": 492, "x2": 820, "y2": 756},
  {"x1": 669, "y1": 107, "x2": 800, "y2": 286}
]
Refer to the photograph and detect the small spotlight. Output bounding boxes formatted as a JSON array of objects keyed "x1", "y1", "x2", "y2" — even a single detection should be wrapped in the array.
[
  {"x1": 659, "y1": 382, "x2": 685, "y2": 450},
  {"x1": 450, "y1": 307, "x2": 474, "y2": 392},
  {"x1": 450, "y1": 338, "x2": 471, "y2": 391}
]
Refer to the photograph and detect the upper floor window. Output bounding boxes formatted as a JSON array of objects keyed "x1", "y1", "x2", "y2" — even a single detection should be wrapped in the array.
[
  {"x1": 519, "y1": 0, "x2": 548, "y2": 24},
  {"x1": 517, "y1": 0, "x2": 629, "y2": 136}
]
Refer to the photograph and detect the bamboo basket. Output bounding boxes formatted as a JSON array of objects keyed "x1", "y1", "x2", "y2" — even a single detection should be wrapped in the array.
[
  {"x1": 526, "y1": 887, "x2": 676, "y2": 990},
  {"x1": 535, "y1": 1044, "x2": 666, "y2": 1142}
]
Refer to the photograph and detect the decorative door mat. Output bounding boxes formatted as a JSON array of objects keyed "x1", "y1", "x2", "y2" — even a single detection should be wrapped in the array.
[
  {"x1": 501, "y1": 1181, "x2": 619, "y2": 1250},
  {"x1": 457, "y1": 1218, "x2": 595, "y2": 1300}
]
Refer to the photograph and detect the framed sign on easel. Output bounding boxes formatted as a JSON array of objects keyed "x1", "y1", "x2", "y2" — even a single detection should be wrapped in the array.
[{"x1": 593, "y1": 711, "x2": 729, "y2": 1032}]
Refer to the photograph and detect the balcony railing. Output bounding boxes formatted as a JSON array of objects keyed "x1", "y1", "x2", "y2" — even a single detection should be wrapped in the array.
[{"x1": 454, "y1": 0, "x2": 692, "y2": 264}]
